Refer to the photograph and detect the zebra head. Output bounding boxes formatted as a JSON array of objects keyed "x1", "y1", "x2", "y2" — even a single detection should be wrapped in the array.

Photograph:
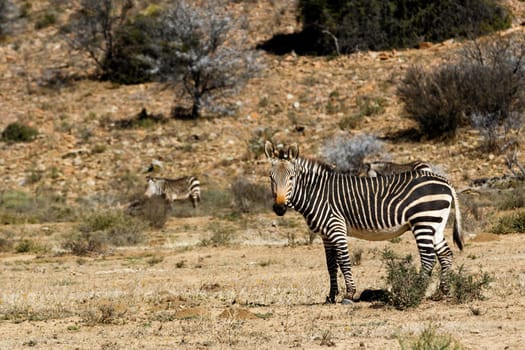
[
  {"x1": 264, "y1": 141, "x2": 299, "y2": 216},
  {"x1": 144, "y1": 176, "x2": 162, "y2": 198}
]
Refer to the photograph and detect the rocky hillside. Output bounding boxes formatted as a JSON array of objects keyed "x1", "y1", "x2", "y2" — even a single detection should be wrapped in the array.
[{"x1": 1, "y1": 0, "x2": 524, "y2": 207}]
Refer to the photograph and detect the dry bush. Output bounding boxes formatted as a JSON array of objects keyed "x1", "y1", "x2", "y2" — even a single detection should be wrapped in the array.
[
  {"x1": 127, "y1": 194, "x2": 172, "y2": 229},
  {"x1": 321, "y1": 133, "x2": 384, "y2": 174},
  {"x1": 231, "y1": 177, "x2": 271, "y2": 213},
  {"x1": 399, "y1": 34, "x2": 525, "y2": 145},
  {"x1": 63, "y1": 209, "x2": 147, "y2": 256}
]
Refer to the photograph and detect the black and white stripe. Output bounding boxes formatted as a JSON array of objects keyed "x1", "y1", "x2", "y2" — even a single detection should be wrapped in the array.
[
  {"x1": 265, "y1": 141, "x2": 463, "y2": 304},
  {"x1": 145, "y1": 175, "x2": 201, "y2": 208}
]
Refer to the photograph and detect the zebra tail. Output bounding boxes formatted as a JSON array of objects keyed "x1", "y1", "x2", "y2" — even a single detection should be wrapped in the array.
[{"x1": 452, "y1": 188, "x2": 464, "y2": 251}]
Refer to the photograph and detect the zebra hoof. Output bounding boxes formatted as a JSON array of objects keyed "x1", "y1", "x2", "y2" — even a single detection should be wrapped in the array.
[
  {"x1": 341, "y1": 298, "x2": 353, "y2": 305},
  {"x1": 324, "y1": 296, "x2": 336, "y2": 305}
]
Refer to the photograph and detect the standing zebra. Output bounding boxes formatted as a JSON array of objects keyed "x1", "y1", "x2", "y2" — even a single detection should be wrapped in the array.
[
  {"x1": 265, "y1": 141, "x2": 463, "y2": 304},
  {"x1": 144, "y1": 175, "x2": 201, "y2": 208},
  {"x1": 361, "y1": 160, "x2": 433, "y2": 177}
]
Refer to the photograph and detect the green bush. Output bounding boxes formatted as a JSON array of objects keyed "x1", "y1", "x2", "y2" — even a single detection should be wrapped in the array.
[
  {"x1": 2, "y1": 122, "x2": 38, "y2": 142},
  {"x1": 491, "y1": 211, "x2": 525, "y2": 234},
  {"x1": 382, "y1": 249, "x2": 429, "y2": 310},
  {"x1": 398, "y1": 324, "x2": 464, "y2": 350},
  {"x1": 448, "y1": 266, "x2": 492, "y2": 304},
  {"x1": 298, "y1": 0, "x2": 511, "y2": 55},
  {"x1": 105, "y1": 12, "x2": 161, "y2": 84}
]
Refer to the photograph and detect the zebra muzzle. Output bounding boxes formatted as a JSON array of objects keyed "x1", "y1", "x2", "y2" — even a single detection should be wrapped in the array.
[{"x1": 273, "y1": 203, "x2": 287, "y2": 216}]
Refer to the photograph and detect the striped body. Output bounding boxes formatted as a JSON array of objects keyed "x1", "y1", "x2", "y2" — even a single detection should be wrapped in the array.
[
  {"x1": 145, "y1": 175, "x2": 201, "y2": 208},
  {"x1": 265, "y1": 141, "x2": 463, "y2": 304},
  {"x1": 362, "y1": 160, "x2": 432, "y2": 177}
]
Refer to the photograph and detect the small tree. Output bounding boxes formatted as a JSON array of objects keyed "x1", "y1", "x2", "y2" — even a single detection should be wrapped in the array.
[
  {"x1": 155, "y1": 0, "x2": 264, "y2": 119},
  {"x1": 63, "y1": 0, "x2": 133, "y2": 79}
]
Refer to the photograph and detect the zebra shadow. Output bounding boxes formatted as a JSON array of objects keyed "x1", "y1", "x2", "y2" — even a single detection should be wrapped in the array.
[{"x1": 355, "y1": 289, "x2": 389, "y2": 307}]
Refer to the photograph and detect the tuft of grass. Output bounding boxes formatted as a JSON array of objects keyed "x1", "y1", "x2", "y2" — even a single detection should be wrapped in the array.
[
  {"x1": 382, "y1": 249, "x2": 429, "y2": 310},
  {"x1": 15, "y1": 239, "x2": 47, "y2": 254},
  {"x1": 0, "y1": 190, "x2": 77, "y2": 224},
  {"x1": 398, "y1": 324, "x2": 464, "y2": 350},
  {"x1": 201, "y1": 222, "x2": 237, "y2": 246},
  {"x1": 491, "y1": 211, "x2": 525, "y2": 234}
]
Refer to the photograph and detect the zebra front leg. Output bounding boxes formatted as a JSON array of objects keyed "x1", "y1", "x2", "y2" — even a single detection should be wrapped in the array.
[
  {"x1": 335, "y1": 240, "x2": 356, "y2": 304},
  {"x1": 322, "y1": 237, "x2": 339, "y2": 304}
]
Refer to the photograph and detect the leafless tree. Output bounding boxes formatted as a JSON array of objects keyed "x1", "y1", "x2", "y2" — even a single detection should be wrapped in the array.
[
  {"x1": 64, "y1": 0, "x2": 133, "y2": 78},
  {"x1": 155, "y1": 0, "x2": 264, "y2": 119}
]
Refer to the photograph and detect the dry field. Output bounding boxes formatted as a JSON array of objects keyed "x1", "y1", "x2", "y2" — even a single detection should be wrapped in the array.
[
  {"x1": 1, "y1": 0, "x2": 525, "y2": 349},
  {"x1": 0, "y1": 213, "x2": 525, "y2": 350}
]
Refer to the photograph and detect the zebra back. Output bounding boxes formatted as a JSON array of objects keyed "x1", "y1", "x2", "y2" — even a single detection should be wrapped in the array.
[{"x1": 362, "y1": 160, "x2": 433, "y2": 177}]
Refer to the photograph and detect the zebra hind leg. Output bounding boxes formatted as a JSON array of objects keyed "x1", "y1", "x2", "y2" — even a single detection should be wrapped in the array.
[
  {"x1": 435, "y1": 239, "x2": 454, "y2": 294},
  {"x1": 412, "y1": 226, "x2": 437, "y2": 277}
]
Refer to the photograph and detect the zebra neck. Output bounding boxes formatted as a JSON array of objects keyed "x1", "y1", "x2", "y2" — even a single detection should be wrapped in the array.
[{"x1": 290, "y1": 158, "x2": 332, "y2": 214}]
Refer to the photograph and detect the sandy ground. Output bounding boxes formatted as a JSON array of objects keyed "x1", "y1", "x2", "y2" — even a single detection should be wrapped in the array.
[{"x1": 1, "y1": 213, "x2": 524, "y2": 350}]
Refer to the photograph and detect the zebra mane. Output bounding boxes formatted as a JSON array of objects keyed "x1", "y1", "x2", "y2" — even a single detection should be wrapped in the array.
[{"x1": 296, "y1": 156, "x2": 340, "y2": 174}]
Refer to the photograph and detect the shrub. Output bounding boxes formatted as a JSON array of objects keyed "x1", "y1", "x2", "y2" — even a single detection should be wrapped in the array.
[
  {"x1": 63, "y1": 230, "x2": 107, "y2": 256},
  {"x1": 461, "y1": 36, "x2": 525, "y2": 150},
  {"x1": 0, "y1": 190, "x2": 77, "y2": 224},
  {"x1": 62, "y1": 0, "x2": 134, "y2": 80},
  {"x1": 297, "y1": 0, "x2": 511, "y2": 55},
  {"x1": 398, "y1": 65, "x2": 466, "y2": 139},
  {"x1": 64, "y1": 209, "x2": 147, "y2": 256},
  {"x1": 398, "y1": 324, "x2": 464, "y2": 350},
  {"x1": 321, "y1": 133, "x2": 384, "y2": 173},
  {"x1": 113, "y1": 108, "x2": 167, "y2": 129},
  {"x1": 1, "y1": 122, "x2": 38, "y2": 142},
  {"x1": 398, "y1": 34, "x2": 525, "y2": 143},
  {"x1": 201, "y1": 222, "x2": 236, "y2": 246},
  {"x1": 448, "y1": 266, "x2": 492, "y2": 304},
  {"x1": 127, "y1": 195, "x2": 171, "y2": 229},
  {"x1": 104, "y1": 11, "x2": 161, "y2": 84},
  {"x1": 491, "y1": 211, "x2": 525, "y2": 234},
  {"x1": 382, "y1": 249, "x2": 429, "y2": 310},
  {"x1": 231, "y1": 177, "x2": 271, "y2": 213}
]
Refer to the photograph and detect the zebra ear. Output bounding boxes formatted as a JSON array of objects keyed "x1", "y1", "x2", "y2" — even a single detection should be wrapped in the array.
[
  {"x1": 288, "y1": 143, "x2": 299, "y2": 160},
  {"x1": 264, "y1": 140, "x2": 275, "y2": 160}
]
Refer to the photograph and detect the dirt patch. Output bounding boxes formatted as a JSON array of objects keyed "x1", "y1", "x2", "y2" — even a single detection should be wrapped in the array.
[
  {"x1": 218, "y1": 307, "x2": 260, "y2": 320},
  {"x1": 470, "y1": 232, "x2": 501, "y2": 242},
  {"x1": 174, "y1": 307, "x2": 210, "y2": 320}
]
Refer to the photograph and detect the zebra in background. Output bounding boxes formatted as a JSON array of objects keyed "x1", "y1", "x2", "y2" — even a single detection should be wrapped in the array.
[
  {"x1": 361, "y1": 160, "x2": 433, "y2": 177},
  {"x1": 145, "y1": 175, "x2": 201, "y2": 208},
  {"x1": 265, "y1": 141, "x2": 463, "y2": 304}
]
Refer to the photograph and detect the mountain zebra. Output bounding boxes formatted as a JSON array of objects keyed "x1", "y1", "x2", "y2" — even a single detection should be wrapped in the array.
[
  {"x1": 144, "y1": 175, "x2": 201, "y2": 208},
  {"x1": 362, "y1": 160, "x2": 433, "y2": 177},
  {"x1": 265, "y1": 141, "x2": 463, "y2": 304}
]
